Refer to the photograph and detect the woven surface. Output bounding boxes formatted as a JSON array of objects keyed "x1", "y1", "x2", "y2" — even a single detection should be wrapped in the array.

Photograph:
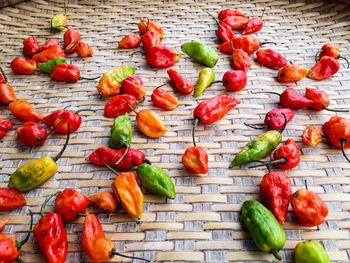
[{"x1": 1, "y1": 0, "x2": 350, "y2": 262}]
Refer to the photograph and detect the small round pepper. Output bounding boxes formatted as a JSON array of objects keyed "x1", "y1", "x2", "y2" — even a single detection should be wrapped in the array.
[
  {"x1": 55, "y1": 189, "x2": 89, "y2": 220},
  {"x1": 17, "y1": 122, "x2": 48, "y2": 146}
]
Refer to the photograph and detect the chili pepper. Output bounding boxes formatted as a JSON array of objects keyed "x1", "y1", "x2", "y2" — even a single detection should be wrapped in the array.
[
  {"x1": 88, "y1": 192, "x2": 118, "y2": 213},
  {"x1": 194, "y1": 68, "x2": 215, "y2": 97},
  {"x1": 292, "y1": 189, "x2": 328, "y2": 227},
  {"x1": 23, "y1": 36, "x2": 41, "y2": 57},
  {"x1": 305, "y1": 87, "x2": 348, "y2": 112},
  {"x1": 167, "y1": 69, "x2": 193, "y2": 94},
  {"x1": 246, "y1": 108, "x2": 295, "y2": 131},
  {"x1": 145, "y1": 45, "x2": 181, "y2": 68},
  {"x1": 181, "y1": 42, "x2": 218, "y2": 67},
  {"x1": 86, "y1": 147, "x2": 148, "y2": 170},
  {"x1": 242, "y1": 17, "x2": 263, "y2": 35},
  {"x1": 256, "y1": 49, "x2": 287, "y2": 68},
  {"x1": 124, "y1": 100, "x2": 168, "y2": 138},
  {"x1": 151, "y1": 84, "x2": 179, "y2": 110},
  {"x1": 50, "y1": 63, "x2": 80, "y2": 82},
  {"x1": 82, "y1": 213, "x2": 149, "y2": 262},
  {"x1": 229, "y1": 113, "x2": 287, "y2": 168},
  {"x1": 220, "y1": 15, "x2": 249, "y2": 29},
  {"x1": 302, "y1": 126, "x2": 322, "y2": 147},
  {"x1": 104, "y1": 94, "x2": 137, "y2": 118},
  {"x1": 97, "y1": 66, "x2": 137, "y2": 97},
  {"x1": 218, "y1": 36, "x2": 262, "y2": 55},
  {"x1": 307, "y1": 56, "x2": 340, "y2": 80},
  {"x1": 295, "y1": 241, "x2": 330, "y2": 263},
  {"x1": 0, "y1": 70, "x2": 4, "y2": 84},
  {"x1": 121, "y1": 76, "x2": 146, "y2": 100},
  {"x1": 9, "y1": 99, "x2": 43, "y2": 123},
  {"x1": 9, "y1": 124, "x2": 70, "y2": 192},
  {"x1": 0, "y1": 188, "x2": 26, "y2": 210},
  {"x1": 107, "y1": 165, "x2": 144, "y2": 219},
  {"x1": 218, "y1": 9, "x2": 247, "y2": 20},
  {"x1": 110, "y1": 113, "x2": 132, "y2": 149},
  {"x1": 0, "y1": 68, "x2": 16, "y2": 105},
  {"x1": 0, "y1": 219, "x2": 9, "y2": 233},
  {"x1": 40, "y1": 39, "x2": 61, "y2": 51},
  {"x1": 51, "y1": 3, "x2": 67, "y2": 31},
  {"x1": 316, "y1": 43, "x2": 349, "y2": 68},
  {"x1": 17, "y1": 122, "x2": 47, "y2": 146},
  {"x1": 32, "y1": 45, "x2": 66, "y2": 64},
  {"x1": 142, "y1": 31, "x2": 161, "y2": 50},
  {"x1": 37, "y1": 57, "x2": 71, "y2": 74},
  {"x1": 0, "y1": 119, "x2": 12, "y2": 139},
  {"x1": 138, "y1": 18, "x2": 164, "y2": 39},
  {"x1": 34, "y1": 192, "x2": 68, "y2": 263},
  {"x1": 278, "y1": 64, "x2": 308, "y2": 82},
  {"x1": 210, "y1": 70, "x2": 247, "y2": 92},
  {"x1": 207, "y1": 12, "x2": 235, "y2": 42},
  {"x1": 323, "y1": 116, "x2": 350, "y2": 162},
  {"x1": 194, "y1": 95, "x2": 240, "y2": 125},
  {"x1": 64, "y1": 28, "x2": 81, "y2": 53},
  {"x1": 10, "y1": 57, "x2": 36, "y2": 75},
  {"x1": 230, "y1": 40, "x2": 251, "y2": 72},
  {"x1": 118, "y1": 34, "x2": 142, "y2": 48},
  {"x1": 76, "y1": 42, "x2": 93, "y2": 58},
  {"x1": 55, "y1": 189, "x2": 89, "y2": 220}
]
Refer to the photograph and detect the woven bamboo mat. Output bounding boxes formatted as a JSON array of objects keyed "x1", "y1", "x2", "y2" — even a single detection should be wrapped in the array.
[{"x1": 0, "y1": 0, "x2": 350, "y2": 262}]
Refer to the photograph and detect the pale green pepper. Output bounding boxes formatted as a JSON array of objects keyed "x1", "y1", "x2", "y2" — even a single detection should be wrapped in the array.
[
  {"x1": 181, "y1": 42, "x2": 219, "y2": 67},
  {"x1": 295, "y1": 241, "x2": 330, "y2": 263},
  {"x1": 194, "y1": 68, "x2": 215, "y2": 97}
]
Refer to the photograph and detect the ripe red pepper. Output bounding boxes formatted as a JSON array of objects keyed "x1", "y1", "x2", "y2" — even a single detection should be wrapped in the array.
[
  {"x1": 121, "y1": 76, "x2": 146, "y2": 100},
  {"x1": 218, "y1": 36, "x2": 261, "y2": 55},
  {"x1": 211, "y1": 70, "x2": 247, "y2": 91},
  {"x1": 242, "y1": 17, "x2": 263, "y2": 35},
  {"x1": 264, "y1": 108, "x2": 295, "y2": 130},
  {"x1": 0, "y1": 68, "x2": 16, "y2": 105},
  {"x1": 278, "y1": 64, "x2": 308, "y2": 82},
  {"x1": 307, "y1": 56, "x2": 340, "y2": 80},
  {"x1": 34, "y1": 192, "x2": 68, "y2": 263},
  {"x1": 17, "y1": 122, "x2": 47, "y2": 146},
  {"x1": 260, "y1": 171, "x2": 292, "y2": 224},
  {"x1": 41, "y1": 109, "x2": 84, "y2": 134},
  {"x1": 0, "y1": 219, "x2": 9, "y2": 233},
  {"x1": 220, "y1": 15, "x2": 249, "y2": 29},
  {"x1": 151, "y1": 85, "x2": 179, "y2": 110},
  {"x1": 145, "y1": 45, "x2": 181, "y2": 68},
  {"x1": 230, "y1": 40, "x2": 251, "y2": 72},
  {"x1": 104, "y1": 94, "x2": 137, "y2": 118},
  {"x1": 316, "y1": 43, "x2": 349, "y2": 67},
  {"x1": 305, "y1": 87, "x2": 348, "y2": 112},
  {"x1": 118, "y1": 34, "x2": 142, "y2": 48},
  {"x1": 32, "y1": 45, "x2": 66, "y2": 64},
  {"x1": 208, "y1": 12, "x2": 235, "y2": 42},
  {"x1": 55, "y1": 189, "x2": 89, "y2": 220},
  {"x1": 10, "y1": 57, "x2": 36, "y2": 75},
  {"x1": 0, "y1": 71, "x2": 4, "y2": 84},
  {"x1": 167, "y1": 69, "x2": 193, "y2": 94},
  {"x1": 0, "y1": 119, "x2": 13, "y2": 139},
  {"x1": 50, "y1": 63, "x2": 80, "y2": 83},
  {"x1": 88, "y1": 191, "x2": 118, "y2": 213},
  {"x1": 256, "y1": 49, "x2": 287, "y2": 68},
  {"x1": 40, "y1": 39, "x2": 60, "y2": 51},
  {"x1": 0, "y1": 188, "x2": 26, "y2": 210},
  {"x1": 302, "y1": 126, "x2": 322, "y2": 147},
  {"x1": 9, "y1": 99, "x2": 43, "y2": 122},
  {"x1": 23, "y1": 36, "x2": 41, "y2": 57},
  {"x1": 138, "y1": 18, "x2": 164, "y2": 39},
  {"x1": 64, "y1": 28, "x2": 81, "y2": 53},
  {"x1": 76, "y1": 42, "x2": 93, "y2": 58},
  {"x1": 218, "y1": 9, "x2": 247, "y2": 20},
  {"x1": 141, "y1": 31, "x2": 162, "y2": 50},
  {"x1": 292, "y1": 189, "x2": 328, "y2": 227}
]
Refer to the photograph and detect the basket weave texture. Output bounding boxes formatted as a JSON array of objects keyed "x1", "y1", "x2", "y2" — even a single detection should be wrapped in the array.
[{"x1": 0, "y1": 0, "x2": 350, "y2": 262}]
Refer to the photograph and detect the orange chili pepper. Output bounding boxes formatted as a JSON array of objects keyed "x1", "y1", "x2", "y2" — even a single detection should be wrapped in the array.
[
  {"x1": 151, "y1": 84, "x2": 179, "y2": 110},
  {"x1": 138, "y1": 18, "x2": 164, "y2": 39},
  {"x1": 10, "y1": 57, "x2": 36, "y2": 75},
  {"x1": 0, "y1": 68, "x2": 16, "y2": 105},
  {"x1": 75, "y1": 42, "x2": 93, "y2": 58},
  {"x1": 302, "y1": 126, "x2": 322, "y2": 147},
  {"x1": 32, "y1": 45, "x2": 66, "y2": 64},
  {"x1": 277, "y1": 64, "x2": 308, "y2": 82},
  {"x1": 0, "y1": 219, "x2": 9, "y2": 233},
  {"x1": 9, "y1": 99, "x2": 43, "y2": 123},
  {"x1": 88, "y1": 191, "x2": 118, "y2": 213},
  {"x1": 118, "y1": 34, "x2": 142, "y2": 48}
]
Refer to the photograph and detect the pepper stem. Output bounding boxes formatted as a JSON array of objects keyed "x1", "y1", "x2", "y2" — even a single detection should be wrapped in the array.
[
  {"x1": 338, "y1": 56, "x2": 350, "y2": 69},
  {"x1": 260, "y1": 7, "x2": 266, "y2": 20},
  {"x1": 79, "y1": 75, "x2": 101, "y2": 81},
  {"x1": 322, "y1": 105, "x2": 349, "y2": 112},
  {"x1": 64, "y1": 2, "x2": 67, "y2": 16},
  {"x1": 192, "y1": 118, "x2": 199, "y2": 147},
  {"x1": 340, "y1": 139, "x2": 350, "y2": 163},
  {"x1": 114, "y1": 146, "x2": 130, "y2": 166},
  {"x1": 0, "y1": 67, "x2": 8, "y2": 84},
  {"x1": 209, "y1": 80, "x2": 225, "y2": 87},
  {"x1": 75, "y1": 109, "x2": 96, "y2": 115},
  {"x1": 248, "y1": 157, "x2": 287, "y2": 169},
  {"x1": 207, "y1": 12, "x2": 221, "y2": 27},
  {"x1": 105, "y1": 164, "x2": 120, "y2": 176},
  {"x1": 244, "y1": 122, "x2": 267, "y2": 130},
  {"x1": 154, "y1": 84, "x2": 167, "y2": 91},
  {"x1": 122, "y1": 99, "x2": 139, "y2": 114},
  {"x1": 260, "y1": 41, "x2": 277, "y2": 46},
  {"x1": 247, "y1": 160, "x2": 271, "y2": 173},
  {"x1": 315, "y1": 50, "x2": 322, "y2": 63},
  {"x1": 140, "y1": 18, "x2": 150, "y2": 37},
  {"x1": 270, "y1": 249, "x2": 282, "y2": 260},
  {"x1": 15, "y1": 210, "x2": 33, "y2": 250},
  {"x1": 41, "y1": 191, "x2": 60, "y2": 218},
  {"x1": 250, "y1": 90, "x2": 281, "y2": 97},
  {"x1": 36, "y1": 118, "x2": 64, "y2": 142},
  {"x1": 278, "y1": 113, "x2": 287, "y2": 133},
  {"x1": 53, "y1": 122, "x2": 70, "y2": 162},
  {"x1": 142, "y1": 157, "x2": 152, "y2": 165},
  {"x1": 17, "y1": 258, "x2": 24, "y2": 263},
  {"x1": 109, "y1": 248, "x2": 151, "y2": 262},
  {"x1": 230, "y1": 39, "x2": 235, "y2": 51},
  {"x1": 130, "y1": 50, "x2": 145, "y2": 57},
  {"x1": 136, "y1": 96, "x2": 145, "y2": 104},
  {"x1": 64, "y1": 41, "x2": 79, "y2": 53}
]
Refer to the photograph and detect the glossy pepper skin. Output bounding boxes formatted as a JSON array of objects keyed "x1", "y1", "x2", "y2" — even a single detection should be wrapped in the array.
[
  {"x1": 182, "y1": 146, "x2": 208, "y2": 174},
  {"x1": 0, "y1": 119, "x2": 13, "y2": 139},
  {"x1": 232, "y1": 48, "x2": 251, "y2": 72},
  {"x1": 0, "y1": 68, "x2": 16, "y2": 105},
  {"x1": 34, "y1": 192, "x2": 68, "y2": 263},
  {"x1": 304, "y1": 88, "x2": 344, "y2": 112},
  {"x1": 207, "y1": 12, "x2": 235, "y2": 42},
  {"x1": 121, "y1": 76, "x2": 146, "y2": 100},
  {"x1": 104, "y1": 94, "x2": 137, "y2": 118},
  {"x1": 9, "y1": 99, "x2": 43, "y2": 122},
  {"x1": 32, "y1": 45, "x2": 66, "y2": 64},
  {"x1": 220, "y1": 70, "x2": 247, "y2": 91},
  {"x1": 218, "y1": 36, "x2": 260, "y2": 55},
  {"x1": 10, "y1": 57, "x2": 36, "y2": 75},
  {"x1": 242, "y1": 17, "x2": 263, "y2": 34},
  {"x1": 51, "y1": 63, "x2": 80, "y2": 83},
  {"x1": 0, "y1": 71, "x2": 4, "y2": 84},
  {"x1": 264, "y1": 108, "x2": 295, "y2": 130},
  {"x1": 307, "y1": 56, "x2": 340, "y2": 80},
  {"x1": 220, "y1": 16, "x2": 249, "y2": 29},
  {"x1": 295, "y1": 241, "x2": 330, "y2": 263},
  {"x1": 137, "y1": 109, "x2": 168, "y2": 138},
  {"x1": 256, "y1": 49, "x2": 287, "y2": 68},
  {"x1": 17, "y1": 122, "x2": 47, "y2": 146},
  {"x1": 302, "y1": 126, "x2": 322, "y2": 147},
  {"x1": 41, "y1": 109, "x2": 82, "y2": 134},
  {"x1": 88, "y1": 192, "x2": 118, "y2": 213},
  {"x1": 119, "y1": 34, "x2": 142, "y2": 48},
  {"x1": 76, "y1": 42, "x2": 93, "y2": 58},
  {"x1": 218, "y1": 9, "x2": 247, "y2": 20},
  {"x1": 278, "y1": 64, "x2": 308, "y2": 82},
  {"x1": 145, "y1": 45, "x2": 181, "y2": 68},
  {"x1": 181, "y1": 42, "x2": 219, "y2": 67},
  {"x1": 141, "y1": 31, "x2": 161, "y2": 50},
  {"x1": 318, "y1": 43, "x2": 340, "y2": 59},
  {"x1": 64, "y1": 28, "x2": 81, "y2": 53},
  {"x1": 292, "y1": 189, "x2": 328, "y2": 227},
  {"x1": 273, "y1": 138, "x2": 300, "y2": 170},
  {"x1": 40, "y1": 39, "x2": 60, "y2": 51},
  {"x1": 0, "y1": 188, "x2": 26, "y2": 210},
  {"x1": 167, "y1": 69, "x2": 193, "y2": 94},
  {"x1": 37, "y1": 57, "x2": 71, "y2": 74},
  {"x1": 138, "y1": 19, "x2": 164, "y2": 39},
  {"x1": 51, "y1": 5, "x2": 67, "y2": 31},
  {"x1": 151, "y1": 86, "x2": 179, "y2": 110},
  {"x1": 55, "y1": 189, "x2": 89, "y2": 220},
  {"x1": 23, "y1": 36, "x2": 41, "y2": 57},
  {"x1": 110, "y1": 113, "x2": 132, "y2": 149},
  {"x1": 194, "y1": 68, "x2": 215, "y2": 97}
]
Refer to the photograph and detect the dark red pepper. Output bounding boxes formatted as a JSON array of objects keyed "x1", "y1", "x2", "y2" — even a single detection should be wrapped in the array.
[
  {"x1": 218, "y1": 9, "x2": 247, "y2": 20},
  {"x1": 207, "y1": 12, "x2": 235, "y2": 42},
  {"x1": 121, "y1": 76, "x2": 146, "y2": 100},
  {"x1": 55, "y1": 189, "x2": 89, "y2": 220},
  {"x1": 0, "y1": 119, "x2": 12, "y2": 139},
  {"x1": 305, "y1": 88, "x2": 348, "y2": 112},
  {"x1": 145, "y1": 45, "x2": 181, "y2": 68},
  {"x1": 307, "y1": 56, "x2": 340, "y2": 80},
  {"x1": 242, "y1": 17, "x2": 263, "y2": 35},
  {"x1": 64, "y1": 28, "x2": 81, "y2": 53},
  {"x1": 118, "y1": 34, "x2": 142, "y2": 48},
  {"x1": 256, "y1": 49, "x2": 287, "y2": 68},
  {"x1": 151, "y1": 85, "x2": 179, "y2": 110},
  {"x1": 104, "y1": 94, "x2": 137, "y2": 118},
  {"x1": 167, "y1": 69, "x2": 193, "y2": 94},
  {"x1": 0, "y1": 70, "x2": 5, "y2": 84},
  {"x1": 32, "y1": 45, "x2": 66, "y2": 64},
  {"x1": 17, "y1": 122, "x2": 47, "y2": 146},
  {"x1": 23, "y1": 36, "x2": 41, "y2": 57}
]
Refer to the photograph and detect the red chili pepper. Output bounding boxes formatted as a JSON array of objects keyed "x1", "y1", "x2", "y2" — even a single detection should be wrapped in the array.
[
  {"x1": 88, "y1": 191, "x2": 118, "y2": 213},
  {"x1": 119, "y1": 34, "x2": 142, "y2": 48},
  {"x1": 0, "y1": 68, "x2": 16, "y2": 105},
  {"x1": 316, "y1": 43, "x2": 349, "y2": 67},
  {"x1": 10, "y1": 57, "x2": 36, "y2": 75},
  {"x1": 138, "y1": 19, "x2": 164, "y2": 39},
  {"x1": 41, "y1": 109, "x2": 84, "y2": 134},
  {"x1": 307, "y1": 56, "x2": 340, "y2": 80},
  {"x1": 242, "y1": 17, "x2": 263, "y2": 35},
  {"x1": 0, "y1": 119, "x2": 13, "y2": 139},
  {"x1": 208, "y1": 12, "x2": 235, "y2": 42},
  {"x1": 0, "y1": 188, "x2": 26, "y2": 210},
  {"x1": 55, "y1": 189, "x2": 89, "y2": 220},
  {"x1": 264, "y1": 108, "x2": 295, "y2": 130},
  {"x1": 256, "y1": 49, "x2": 287, "y2": 68},
  {"x1": 50, "y1": 63, "x2": 80, "y2": 83},
  {"x1": 145, "y1": 45, "x2": 181, "y2": 68},
  {"x1": 40, "y1": 39, "x2": 60, "y2": 51},
  {"x1": 292, "y1": 189, "x2": 328, "y2": 227},
  {"x1": 86, "y1": 147, "x2": 147, "y2": 170},
  {"x1": 211, "y1": 70, "x2": 247, "y2": 92},
  {"x1": 17, "y1": 122, "x2": 47, "y2": 146},
  {"x1": 218, "y1": 36, "x2": 261, "y2": 55},
  {"x1": 220, "y1": 15, "x2": 249, "y2": 29},
  {"x1": 141, "y1": 31, "x2": 162, "y2": 50},
  {"x1": 64, "y1": 28, "x2": 81, "y2": 53},
  {"x1": 302, "y1": 126, "x2": 322, "y2": 147},
  {"x1": 151, "y1": 85, "x2": 179, "y2": 110},
  {"x1": 121, "y1": 76, "x2": 146, "y2": 100},
  {"x1": 9, "y1": 99, "x2": 43, "y2": 122},
  {"x1": 182, "y1": 146, "x2": 208, "y2": 174},
  {"x1": 0, "y1": 219, "x2": 9, "y2": 233},
  {"x1": 230, "y1": 40, "x2": 251, "y2": 72},
  {"x1": 104, "y1": 94, "x2": 137, "y2": 118},
  {"x1": 34, "y1": 192, "x2": 68, "y2": 263},
  {"x1": 305, "y1": 88, "x2": 348, "y2": 112},
  {"x1": 218, "y1": 9, "x2": 247, "y2": 20},
  {"x1": 278, "y1": 64, "x2": 308, "y2": 82},
  {"x1": 76, "y1": 42, "x2": 93, "y2": 58},
  {"x1": 32, "y1": 45, "x2": 66, "y2": 64},
  {"x1": 0, "y1": 71, "x2": 5, "y2": 84},
  {"x1": 167, "y1": 69, "x2": 193, "y2": 94},
  {"x1": 23, "y1": 36, "x2": 41, "y2": 57}
]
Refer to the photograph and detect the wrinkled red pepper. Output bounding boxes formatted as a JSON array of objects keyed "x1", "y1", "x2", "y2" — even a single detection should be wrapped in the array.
[
  {"x1": 307, "y1": 56, "x2": 340, "y2": 80},
  {"x1": 242, "y1": 17, "x2": 263, "y2": 35},
  {"x1": 118, "y1": 34, "x2": 142, "y2": 48},
  {"x1": 316, "y1": 43, "x2": 349, "y2": 68},
  {"x1": 40, "y1": 39, "x2": 60, "y2": 51},
  {"x1": 32, "y1": 45, "x2": 66, "y2": 64},
  {"x1": 104, "y1": 94, "x2": 137, "y2": 118},
  {"x1": 218, "y1": 36, "x2": 261, "y2": 55},
  {"x1": 10, "y1": 57, "x2": 36, "y2": 75},
  {"x1": 0, "y1": 188, "x2": 26, "y2": 210},
  {"x1": 17, "y1": 122, "x2": 47, "y2": 146},
  {"x1": 208, "y1": 12, "x2": 235, "y2": 42},
  {"x1": 218, "y1": 9, "x2": 247, "y2": 20},
  {"x1": 305, "y1": 88, "x2": 348, "y2": 112},
  {"x1": 230, "y1": 40, "x2": 251, "y2": 72},
  {"x1": 302, "y1": 126, "x2": 322, "y2": 147},
  {"x1": 264, "y1": 108, "x2": 295, "y2": 130},
  {"x1": 51, "y1": 63, "x2": 80, "y2": 83},
  {"x1": 212, "y1": 70, "x2": 247, "y2": 91},
  {"x1": 145, "y1": 45, "x2": 181, "y2": 68},
  {"x1": 76, "y1": 42, "x2": 93, "y2": 58},
  {"x1": 167, "y1": 69, "x2": 193, "y2": 94},
  {"x1": 256, "y1": 49, "x2": 287, "y2": 68},
  {"x1": 141, "y1": 31, "x2": 162, "y2": 50},
  {"x1": 64, "y1": 28, "x2": 81, "y2": 53},
  {"x1": 151, "y1": 85, "x2": 179, "y2": 110},
  {"x1": 182, "y1": 146, "x2": 208, "y2": 174},
  {"x1": 23, "y1": 36, "x2": 41, "y2": 57},
  {"x1": 121, "y1": 76, "x2": 146, "y2": 100},
  {"x1": 55, "y1": 189, "x2": 89, "y2": 220},
  {"x1": 138, "y1": 18, "x2": 164, "y2": 39},
  {"x1": 0, "y1": 119, "x2": 13, "y2": 139},
  {"x1": 220, "y1": 15, "x2": 249, "y2": 29}
]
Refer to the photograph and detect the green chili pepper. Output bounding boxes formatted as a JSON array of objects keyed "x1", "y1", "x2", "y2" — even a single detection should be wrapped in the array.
[
  {"x1": 295, "y1": 241, "x2": 330, "y2": 263},
  {"x1": 194, "y1": 68, "x2": 215, "y2": 97},
  {"x1": 135, "y1": 164, "x2": 175, "y2": 199},
  {"x1": 181, "y1": 42, "x2": 219, "y2": 67},
  {"x1": 8, "y1": 124, "x2": 70, "y2": 192},
  {"x1": 38, "y1": 58, "x2": 71, "y2": 73},
  {"x1": 110, "y1": 113, "x2": 132, "y2": 149},
  {"x1": 51, "y1": 3, "x2": 67, "y2": 31}
]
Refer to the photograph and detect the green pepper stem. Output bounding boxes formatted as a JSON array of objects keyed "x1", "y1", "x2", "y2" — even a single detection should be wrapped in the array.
[
  {"x1": 64, "y1": 41, "x2": 79, "y2": 53},
  {"x1": 278, "y1": 113, "x2": 287, "y2": 133},
  {"x1": 79, "y1": 75, "x2": 101, "y2": 81},
  {"x1": 340, "y1": 139, "x2": 350, "y2": 163},
  {"x1": 230, "y1": 40, "x2": 235, "y2": 51},
  {"x1": 322, "y1": 105, "x2": 349, "y2": 112},
  {"x1": 75, "y1": 109, "x2": 96, "y2": 115},
  {"x1": 338, "y1": 56, "x2": 350, "y2": 69},
  {"x1": 41, "y1": 192, "x2": 60, "y2": 218},
  {"x1": 244, "y1": 122, "x2": 267, "y2": 130},
  {"x1": 15, "y1": 210, "x2": 33, "y2": 250},
  {"x1": 260, "y1": 7, "x2": 266, "y2": 20},
  {"x1": 248, "y1": 157, "x2": 287, "y2": 169},
  {"x1": 114, "y1": 146, "x2": 130, "y2": 166},
  {"x1": 122, "y1": 99, "x2": 139, "y2": 114},
  {"x1": 270, "y1": 249, "x2": 282, "y2": 260},
  {"x1": 154, "y1": 84, "x2": 167, "y2": 91},
  {"x1": 64, "y1": 2, "x2": 67, "y2": 16},
  {"x1": 105, "y1": 164, "x2": 120, "y2": 176},
  {"x1": 17, "y1": 258, "x2": 24, "y2": 263},
  {"x1": 36, "y1": 118, "x2": 64, "y2": 142},
  {"x1": 192, "y1": 118, "x2": 199, "y2": 147},
  {"x1": 315, "y1": 50, "x2": 322, "y2": 63},
  {"x1": 250, "y1": 90, "x2": 281, "y2": 97},
  {"x1": 130, "y1": 50, "x2": 145, "y2": 57},
  {"x1": 247, "y1": 160, "x2": 271, "y2": 173},
  {"x1": 207, "y1": 12, "x2": 221, "y2": 27},
  {"x1": 53, "y1": 122, "x2": 70, "y2": 162},
  {"x1": 0, "y1": 67, "x2": 8, "y2": 84},
  {"x1": 109, "y1": 248, "x2": 150, "y2": 262}
]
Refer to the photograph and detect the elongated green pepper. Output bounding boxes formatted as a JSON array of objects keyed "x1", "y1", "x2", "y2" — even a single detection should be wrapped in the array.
[
  {"x1": 295, "y1": 241, "x2": 330, "y2": 263},
  {"x1": 9, "y1": 123, "x2": 70, "y2": 192},
  {"x1": 110, "y1": 113, "x2": 132, "y2": 149},
  {"x1": 135, "y1": 164, "x2": 175, "y2": 199},
  {"x1": 37, "y1": 57, "x2": 71, "y2": 73},
  {"x1": 194, "y1": 68, "x2": 215, "y2": 97},
  {"x1": 181, "y1": 42, "x2": 219, "y2": 67}
]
